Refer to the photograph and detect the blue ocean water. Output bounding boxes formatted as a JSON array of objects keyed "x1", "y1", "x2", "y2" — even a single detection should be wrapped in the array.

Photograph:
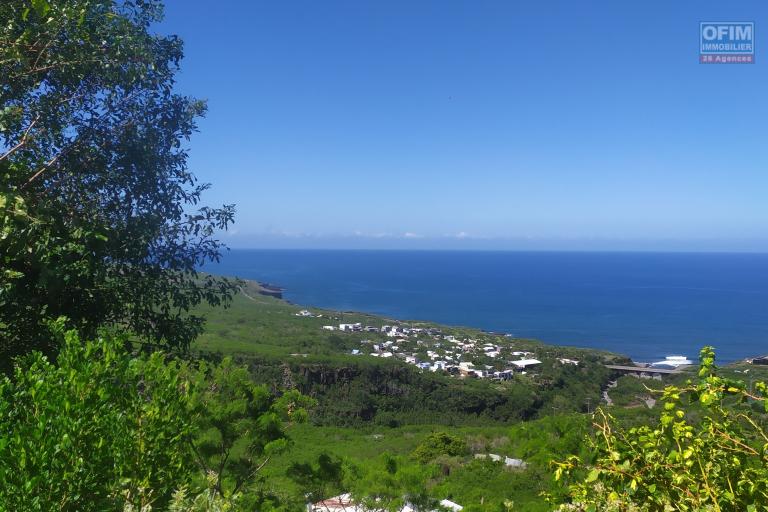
[{"x1": 204, "y1": 250, "x2": 768, "y2": 363}]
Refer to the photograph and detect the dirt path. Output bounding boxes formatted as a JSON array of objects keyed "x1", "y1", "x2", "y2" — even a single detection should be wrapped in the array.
[{"x1": 602, "y1": 379, "x2": 617, "y2": 406}]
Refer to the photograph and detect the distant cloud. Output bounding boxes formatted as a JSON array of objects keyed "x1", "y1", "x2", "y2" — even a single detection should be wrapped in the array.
[{"x1": 218, "y1": 228, "x2": 768, "y2": 252}]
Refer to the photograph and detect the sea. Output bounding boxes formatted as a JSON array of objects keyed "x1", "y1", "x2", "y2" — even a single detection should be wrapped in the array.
[{"x1": 203, "y1": 250, "x2": 768, "y2": 364}]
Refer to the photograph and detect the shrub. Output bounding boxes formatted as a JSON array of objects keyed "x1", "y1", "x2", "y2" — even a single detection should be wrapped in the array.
[{"x1": 553, "y1": 347, "x2": 768, "y2": 511}]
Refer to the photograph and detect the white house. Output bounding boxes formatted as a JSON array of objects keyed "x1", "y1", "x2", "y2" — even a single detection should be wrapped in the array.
[
  {"x1": 430, "y1": 360, "x2": 447, "y2": 372},
  {"x1": 511, "y1": 358, "x2": 541, "y2": 370},
  {"x1": 474, "y1": 453, "x2": 527, "y2": 469},
  {"x1": 440, "y1": 499, "x2": 463, "y2": 511},
  {"x1": 309, "y1": 494, "x2": 462, "y2": 512}
]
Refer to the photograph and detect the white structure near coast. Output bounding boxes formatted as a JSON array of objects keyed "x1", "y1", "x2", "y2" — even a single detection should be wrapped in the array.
[{"x1": 308, "y1": 319, "x2": 568, "y2": 380}]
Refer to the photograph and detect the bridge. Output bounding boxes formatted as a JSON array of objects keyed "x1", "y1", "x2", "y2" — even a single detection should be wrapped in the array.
[{"x1": 605, "y1": 364, "x2": 688, "y2": 376}]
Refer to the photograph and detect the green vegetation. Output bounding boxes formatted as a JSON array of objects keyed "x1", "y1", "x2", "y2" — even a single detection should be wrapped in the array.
[
  {"x1": 256, "y1": 415, "x2": 591, "y2": 511},
  {"x1": 194, "y1": 283, "x2": 618, "y2": 428},
  {"x1": 4, "y1": 1, "x2": 768, "y2": 511},
  {"x1": 412, "y1": 432, "x2": 468, "y2": 463},
  {"x1": 554, "y1": 347, "x2": 768, "y2": 511},
  {"x1": 0, "y1": 327, "x2": 194, "y2": 510},
  {"x1": 0, "y1": 326, "x2": 311, "y2": 511}
]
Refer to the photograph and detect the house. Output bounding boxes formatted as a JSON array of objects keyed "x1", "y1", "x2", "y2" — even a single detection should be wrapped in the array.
[
  {"x1": 309, "y1": 494, "x2": 359, "y2": 512},
  {"x1": 322, "y1": 325, "x2": 337, "y2": 331},
  {"x1": 339, "y1": 323, "x2": 362, "y2": 332},
  {"x1": 430, "y1": 360, "x2": 447, "y2": 372},
  {"x1": 504, "y1": 457, "x2": 527, "y2": 468},
  {"x1": 309, "y1": 494, "x2": 462, "y2": 512},
  {"x1": 440, "y1": 500, "x2": 464, "y2": 511},
  {"x1": 295, "y1": 309, "x2": 313, "y2": 317},
  {"x1": 559, "y1": 358, "x2": 579, "y2": 365},
  {"x1": 511, "y1": 358, "x2": 542, "y2": 370},
  {"x1": 475, "y1": 453, "x2": 528, "y2": 469}
]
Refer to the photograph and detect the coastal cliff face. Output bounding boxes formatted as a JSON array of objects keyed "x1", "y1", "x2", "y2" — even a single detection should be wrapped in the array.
[
  {"x1": 241, "y1": 357, "x2": 554, "y2": 426},
  {"x1": 256, "y1": 282, "x2": 283, "y2": 299}
]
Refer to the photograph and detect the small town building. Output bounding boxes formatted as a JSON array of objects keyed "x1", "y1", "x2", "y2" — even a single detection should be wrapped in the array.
[{"x1": 511, "y1": 358, "x2": 542, "y2": 370}]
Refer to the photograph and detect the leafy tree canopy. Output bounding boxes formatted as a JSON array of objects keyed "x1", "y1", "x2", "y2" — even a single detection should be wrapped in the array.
[
  {"x1": 190, "y1": 357, "x2": 315, "y2": 500},
  {"x1": 0, "y1": 0, "x2": 236, "y2": 365},
  {"x1": 412, "y1": 431, "x2": 468, "y2": 464}
]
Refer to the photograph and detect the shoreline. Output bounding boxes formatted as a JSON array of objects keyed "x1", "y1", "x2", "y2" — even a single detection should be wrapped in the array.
[{"x1": 238, "y1": 277, "x2": 764, "y2": 368}]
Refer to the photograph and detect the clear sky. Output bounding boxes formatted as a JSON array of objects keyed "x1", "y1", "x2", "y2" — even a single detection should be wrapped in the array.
[{"x1": 160, "y1": 0, "x2": 768, "y2": 251}]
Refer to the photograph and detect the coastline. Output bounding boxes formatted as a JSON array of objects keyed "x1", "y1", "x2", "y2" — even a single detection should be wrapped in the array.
[
  {"x1": 230, "y1": 277, "x2": 761, "y2": 368},
  {"x1": 204, "y1": 249, "x2": 768, "y2": 364}
]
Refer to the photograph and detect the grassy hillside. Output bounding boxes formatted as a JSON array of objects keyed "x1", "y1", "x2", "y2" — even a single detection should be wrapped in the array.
[
  {"x1": 190, "y1": 280, "x2": 714, "y2": 510},
  {"x1": 257, "y1": 415, "x2": 592, "y2": 511},
  {"x1": 193, "y1": 281, "x2": 627, "y2": 425}
]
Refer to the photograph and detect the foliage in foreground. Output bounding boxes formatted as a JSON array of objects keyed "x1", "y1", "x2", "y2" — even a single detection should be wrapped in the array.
[
  {"x1": 0, "y1": 327, "x2": 311, "y2": 512},
  {"x1": 554, "y1": 347, "x2": 768, "y2": 511}
]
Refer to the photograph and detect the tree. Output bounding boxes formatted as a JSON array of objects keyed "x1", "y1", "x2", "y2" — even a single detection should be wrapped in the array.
[
  {"x1": 348, "y1": 453, "x2": 441, "y2": 512},
  {"x1": 553, "y1": 347, "x2": 768, "y2": 511},
  {"x1": 0, "y1": 0, "x2": 237, "y2": 365},
  {"x1": 412, "y1": 432, "x2": 467, "y2": 464},
  {"x1": 287, "y1": 453, "x2": 346, "y2": 505},
  {"x1": 189, "y1": 357, "x2": 315, "y2": 500},
  {"x1": 0, "y1": 326, "x2": 197, "y2": 511}
]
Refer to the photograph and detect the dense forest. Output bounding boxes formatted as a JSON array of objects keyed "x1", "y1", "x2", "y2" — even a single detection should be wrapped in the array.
[{"x1": 3, "y1": 1, "x2": 768, "y2": 511}]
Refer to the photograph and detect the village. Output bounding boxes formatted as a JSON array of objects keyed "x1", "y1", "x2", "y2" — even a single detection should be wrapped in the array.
[{"x1": 295, "y1": 310, "x2": 580, "y2": 380}]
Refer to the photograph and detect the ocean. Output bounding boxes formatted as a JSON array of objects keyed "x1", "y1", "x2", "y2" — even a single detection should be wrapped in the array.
[{"x1": 204, "y1": 250, "x2": 768, "y2": 363}]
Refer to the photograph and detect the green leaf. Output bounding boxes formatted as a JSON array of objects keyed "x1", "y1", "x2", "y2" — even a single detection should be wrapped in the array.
[{"x1": 30, "y1": 0, "x2": 50, "y2": 17}]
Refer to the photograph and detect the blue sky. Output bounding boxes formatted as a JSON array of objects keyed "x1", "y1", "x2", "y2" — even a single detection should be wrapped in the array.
[{"x1": 160, "y1": 0, "x2": 768, "y2": 250}]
